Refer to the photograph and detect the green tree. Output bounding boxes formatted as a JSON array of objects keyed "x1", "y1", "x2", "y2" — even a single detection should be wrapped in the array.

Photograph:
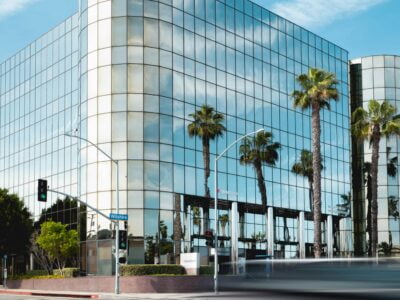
[
  {"x1": 291, "y1": 149, "x2": 323, "y2": 212},
  {"x1": 239, "y1": 131, "x2": 280, "y2": 213},
  {"x1": 292, "y1": 68, "x2": 339, "y2": 258},
  {"x1": 36, "y1": 221, "x2": 78, "y2": 275},
  {"x1": 187, "y1": 105, "x2": 226, "y2": 199},
  {"x1": 0, "y1": 189, "x2": 33, "y2": 257},
  {"x1": 352, "y1": 100, "x2": 400, "y2": 257}
]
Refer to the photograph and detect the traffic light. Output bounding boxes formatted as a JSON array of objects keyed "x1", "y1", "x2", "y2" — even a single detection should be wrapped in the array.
[
  {"x1": 38, "y1": 179, "x2": 48, "y2": 202},
  {"x1": 205, "y1": 230, "x2": 214, "y2": 247},
  {"x1": 119, "y1": 230, "x2": 127, "y2": 250}
]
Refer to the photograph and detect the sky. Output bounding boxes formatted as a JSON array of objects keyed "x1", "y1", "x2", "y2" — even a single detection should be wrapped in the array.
[{"x1": 0, "y1": 0, "x2": 399, "y2": 63}]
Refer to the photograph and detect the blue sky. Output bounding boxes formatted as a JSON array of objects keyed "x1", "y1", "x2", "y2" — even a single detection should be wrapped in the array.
[{"x1": 0, "y1": 0, "x2": 399, "y2": 63}]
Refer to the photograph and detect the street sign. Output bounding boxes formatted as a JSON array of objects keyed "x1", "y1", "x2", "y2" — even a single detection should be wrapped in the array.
[{"x1": 109, "y1": 213, "x2": 128, "y2": 221}]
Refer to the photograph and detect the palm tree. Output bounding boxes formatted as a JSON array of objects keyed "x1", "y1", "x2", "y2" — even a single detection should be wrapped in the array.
[
  {"x1": 239, "y1": 131, "x2": 280, "y2": 213},
  {"x1": 352, "y1": 100, "x2": 400, "y2": 257},
  {"x1": 188, "y1": 105, "x2": 226, "y2": 199},
  {"x1": 291, "y1": 149, "x2": 323, "y2": 212},
  {"x1": 219, "y1": 214, "x2": 229, "y2": 237},
  {"x1": 292, "y1": 68, "x2": 339, "y2": 258}
]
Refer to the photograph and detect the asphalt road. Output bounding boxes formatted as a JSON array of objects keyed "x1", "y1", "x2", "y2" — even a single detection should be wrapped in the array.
[
  {"x1": 0, "y1": 294, "x2": 347, "y2": 300},
  {"x1": 0, "y1": 291, "x2": 398, "y2": 300}
]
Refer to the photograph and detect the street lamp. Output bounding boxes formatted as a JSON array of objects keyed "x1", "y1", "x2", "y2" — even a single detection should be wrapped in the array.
[
  {"x1": 213, "y1": 128, "x2": 264, "y2": 294},
  {"x1": 65, "y1": 132, "x2": 121, "y2": 294}
]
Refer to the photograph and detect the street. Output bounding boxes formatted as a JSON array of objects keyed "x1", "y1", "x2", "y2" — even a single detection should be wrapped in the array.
[{"x1": 1, "y1": 290, "x2": 399, "y2": 300}]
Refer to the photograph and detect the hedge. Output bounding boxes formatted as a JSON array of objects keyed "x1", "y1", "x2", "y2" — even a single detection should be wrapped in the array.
[
  {"x1": 199, "y1": 265, "x2": 213, "y2": 275},
  {"x1": 120, "y1": 264, "x2": 186, "y2": 276},
  {"x1": 10, "y1": 274, "x2": 63, "y2": 280},
  {"x1": 26, "y1": 269, "x2": 50, "y2": 276},
  {"x1": 54, "y1": 268, "x2": 80, "y2": 278}
]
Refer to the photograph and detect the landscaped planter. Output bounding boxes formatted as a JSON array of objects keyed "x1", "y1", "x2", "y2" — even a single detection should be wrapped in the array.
[{"x1": 7, "y1": 276, "x2": 213, "y2": 293}]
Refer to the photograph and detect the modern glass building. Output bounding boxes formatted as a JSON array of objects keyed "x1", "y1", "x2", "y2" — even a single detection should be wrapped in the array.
[
  {"x1": 0, "y1": 0, "x2": 351, "y2": 274},
  {"x1": 350, "y1": 55, "x2": 400, "y2": 255}
]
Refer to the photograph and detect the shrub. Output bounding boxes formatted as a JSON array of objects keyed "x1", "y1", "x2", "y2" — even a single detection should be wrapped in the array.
[
  {"x1": 54, "y1": 268, "x2": 79, "y2": 278},
  {"x1": 10, "y1": 274, "x2": 63, "y2": 280},
  {"x1": 199, "y1": 265, "x2": 213, "y2": 275},
  {"x1": 120, "y1": 264, "x2": 186, "y2": 276},
  {"x1": 26, "y1": 269, "x2": 50, "y2": 276}
]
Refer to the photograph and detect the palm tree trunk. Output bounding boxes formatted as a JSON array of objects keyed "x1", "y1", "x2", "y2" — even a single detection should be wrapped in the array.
[
  {"x1": 366, "y1": 174, "x2": 372, "y2": 256},
  {"x1": 202, "y1": 137, "x2": 210, "y2": 233},
  {"x1": 255, "y1": 160, "x2": 267, "y2": 213},
  {"x1": 202, "y1": 137, "x2": 211, "y2": 198},
  {"x1": 308, "y1": 180, "x2": 314, "y2": 212},
  {"x1": 311, "y1": 103, "x2": 322, "y2": 258},
  {"x1": 174, "y1": 193, "x2": 182, "y2": 264},
  {"x1": 370, "y1": 125, "x2": 380, "y2": 257}
]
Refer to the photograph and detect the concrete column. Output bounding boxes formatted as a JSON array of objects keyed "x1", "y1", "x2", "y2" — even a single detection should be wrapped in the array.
[
  {"x1": 185, "y1": 205, "x2": 192, "y2": 247},
  {"x1": 327, "y1": 215, "x2": 333, "y2": 258},
  {"x1": 298, "y1": 211, "x2": 305, "y2": 259},
  {"x1": 267, "y1": 207, "x2": 274, "y2": 257},
  {"x1": 30, "y1": 253, "x2": 34, "y2": 271},
  {"x1": 230, "y1": 201, "x2": 238, "y2": 274}
]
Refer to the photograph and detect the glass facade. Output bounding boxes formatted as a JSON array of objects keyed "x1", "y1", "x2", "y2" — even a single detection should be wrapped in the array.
[
  {"x1": 350, "y1": 55, "x2": 400, "y2": 255},
  {"x1": 1, "y1": 0, "x2": 351, "y2": 273},
  {"x1": 0, "y1": 15, "x2": 80, "y2": 222}
]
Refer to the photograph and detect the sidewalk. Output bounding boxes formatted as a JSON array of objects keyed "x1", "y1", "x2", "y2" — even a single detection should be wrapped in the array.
[
  {"x1": 0, "y1": 288, "x2": 99, "y2": 298},
  {"x1": 0, "y1": 287, "x2": 215, "y2": 299}
]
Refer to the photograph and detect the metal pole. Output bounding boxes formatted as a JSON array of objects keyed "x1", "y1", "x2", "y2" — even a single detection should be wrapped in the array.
[
  {"x1": 213, "y1": 128, "x2": 264, "y2": 294},
  {"x1": 214, "y1": 159, "x2": 218, "y2": 294},
  {"x1": 3, "y1": 256, "x2": 7, "y2": 289},
  {"x1": 115, "y1": 162, "x2": 120, "y2": 294},
  {"x1": 64, "y1": 133, "x2": 120, "y2": 294}
]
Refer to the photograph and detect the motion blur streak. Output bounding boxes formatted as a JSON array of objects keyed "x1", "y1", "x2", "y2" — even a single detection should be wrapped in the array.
[{"x1": 220, "y1": 258, "x2": 400, "y2": 299}]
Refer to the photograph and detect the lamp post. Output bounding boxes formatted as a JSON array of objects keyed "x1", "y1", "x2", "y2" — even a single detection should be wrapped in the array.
[
  {"x1": 65, "y1": 132, "x2": 121, "y2": 294},
  {"x1": 213, "y1": 128, "x2": 264, "y2": 294}
]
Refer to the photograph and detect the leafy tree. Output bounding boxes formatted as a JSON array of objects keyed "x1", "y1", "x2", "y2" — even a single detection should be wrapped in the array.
[
  {"x1": 291, "y1": 149, "x2": 323, "y2": 212},
  {"x1": 30, "y1": 231, "x2": 53, "y2": 275},
  {"x1": 292, "y1": 68, "x2": 339, "y2": 258},
  {"x1": 352, "y1": 100, "x2": 400, "y2": 256},
  {"x1": 239, "y1": 131, "x2": 280, "y2": 213},
  {"x1": 0, "y1": 189, "x2": 33, "y2": 257},
  {"x1": 36, "y1": 221, "x2": 78, "y2": 275},
  {"x1": 187, "y1": 105, "x2": 226, "y2": 199}
]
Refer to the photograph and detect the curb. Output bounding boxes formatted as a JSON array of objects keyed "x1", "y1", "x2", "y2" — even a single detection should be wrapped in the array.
[{"x1": 0, "y1": 289, "x2": 99, "y2": 299}]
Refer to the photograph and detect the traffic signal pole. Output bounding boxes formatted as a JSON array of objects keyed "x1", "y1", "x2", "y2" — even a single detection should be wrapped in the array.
[
  {"x1": 64, "y1": 132, "x2": 121, "y2": 294},
  {"x1": 46, "y1": 189, "x2": 121, "y2": 294},
  {"x1": 115, "y1": 161, "x2": 120, "y2": 294}
]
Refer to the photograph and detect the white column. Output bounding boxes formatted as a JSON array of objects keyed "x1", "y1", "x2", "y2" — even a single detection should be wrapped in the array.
[
  {"x1": 298, "y1": 211, "x2": 305, "y2": 259},
  {"x1": 230, "y1": 201, "x2": 238, "y2": 274},
  {"x1": 30, "y1": 253, "x2": 34, "y2": 271},
  {"x1": 327, "y1": 215, "x2": 333, "y2": 258},
  {"x1": 186, "y1": 205, "x2": 192, "y2": 248},
  {"x1": 267, "y1": 207, "x2": 274, "y2": 257}
]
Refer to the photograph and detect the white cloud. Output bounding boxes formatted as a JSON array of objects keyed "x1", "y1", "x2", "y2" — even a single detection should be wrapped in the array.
[
  {"x1": 270, "y1": 0, "x2": 387, "y2": 28},
  {"x1": 0, "y1": 0, "x2": 39, "y2": 19}
]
